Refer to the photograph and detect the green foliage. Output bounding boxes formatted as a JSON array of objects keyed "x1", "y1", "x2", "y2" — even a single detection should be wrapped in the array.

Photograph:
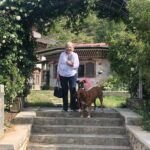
[
  {"x1": 94, "y1": 0, "x2": 150, "y2": 130},
  {"x1": 103, "y1": 74, "x2": 128, "y2": 91},
  {"x1": 0, "y1": 57, "x2": 25, "y2": 110},
  {"x1": 94, "y1": 0, "x2": 128, "y2": 22},
  {"x1": 47, "y1": 13, "x2": 99, "y2": 45},
  {"x1": 0, "y1": 0, "x2": 93, "y2": 109},
  {"x1": 109, "y1": 30, "x2": 144, "y2": 79},
  {"x1": 95, "y1": 19, "x2": 126, "y2": 43},
  {"x1": 127, "y1": 0, "x2": 150, "y2": 129}
]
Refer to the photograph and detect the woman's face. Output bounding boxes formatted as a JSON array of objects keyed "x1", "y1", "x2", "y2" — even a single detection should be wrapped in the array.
[{"x1": 66, "y1": 45, "x2": 74, "y2": 54}]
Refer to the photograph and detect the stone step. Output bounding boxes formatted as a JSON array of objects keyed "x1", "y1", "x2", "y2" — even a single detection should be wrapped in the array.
[
  {"x1": 32, "y1": 125, "x2": 126, "y2": 135},
  {"x1": 33, "y1": 117, "x2": 124, "y2": 126},
  {"x1": 27, "y1": 109, "x2": 132, "y2": 150},
  {"x1": 27, "y1": 143, "x2": 132, "y2": 150},
  {"x1": 29, "y1": 134, "x2": 129, "y2": 146},
  {"x1": 36, "y1": 110, "x2": 121, "y2": 118}
]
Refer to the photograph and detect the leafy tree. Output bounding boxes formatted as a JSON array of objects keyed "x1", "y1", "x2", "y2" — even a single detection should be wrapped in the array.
[
  {"x1": 128, "y1": 0, "x2": 150, "y2": 129},
  {"x1": 95, "y1": 0, "x2": 149, "y2": 100},
  {"x1": 94, "y1": 0, "x2": 128, "y2": 22},
  {"x1": 128, "y1": 0, "x2": 150, "y2": 99},
  {"x1": 95, "y1": 19, "x2": 126, "y2": 43},
  {"x1": 94, "y1": 0, "x2": 150, "y2": 130},
  {"x1": 47, "y1": 13, "x2": 99, "y2": 46}
]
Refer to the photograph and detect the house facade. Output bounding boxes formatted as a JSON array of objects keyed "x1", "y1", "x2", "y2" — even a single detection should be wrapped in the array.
[{"x1": 34, "y1": 43, "x2": 110, "y2": 90}]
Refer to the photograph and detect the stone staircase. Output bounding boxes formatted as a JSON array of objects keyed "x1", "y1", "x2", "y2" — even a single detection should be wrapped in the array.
[{"x1": 27, "y1": 108, "x2": 132, "y2": 150}]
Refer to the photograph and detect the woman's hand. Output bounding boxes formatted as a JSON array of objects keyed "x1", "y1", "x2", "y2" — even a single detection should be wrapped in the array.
[{"x1": 66, "y1": 60, "x2": 73, "y2": 66}]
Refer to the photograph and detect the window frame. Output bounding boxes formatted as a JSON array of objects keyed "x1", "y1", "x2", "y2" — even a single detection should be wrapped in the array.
[{"x1": 78, "y1": 61, "x2": 96, "y2": 78}]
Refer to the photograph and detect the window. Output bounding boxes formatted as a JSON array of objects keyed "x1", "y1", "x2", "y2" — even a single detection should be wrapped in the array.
[
  {"x1": 86, "y1": 62, "x2": 95, "y2": 77},
  {"x1": 78, "y1": 64, "x2": 84, "y2": 77},
  {"x1": 78, "y1": 62, "x2": 95, "y2": 78},
  {"x1": 53, "y1": 62, "x2": 95, "y2": 78}
]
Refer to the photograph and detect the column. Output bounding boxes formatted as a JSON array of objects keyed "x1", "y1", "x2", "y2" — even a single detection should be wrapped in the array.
[{"x1": 0, "y1": 84, "x2": 4, "y2": 138}]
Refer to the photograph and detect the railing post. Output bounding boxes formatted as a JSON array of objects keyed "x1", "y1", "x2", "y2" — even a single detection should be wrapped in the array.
[
  {"x1": 0, "y1": 84, "x2": 4, "y2": 138},
  {"x1": 138, "y1": 68, "x2": 143, "y2": 99}
]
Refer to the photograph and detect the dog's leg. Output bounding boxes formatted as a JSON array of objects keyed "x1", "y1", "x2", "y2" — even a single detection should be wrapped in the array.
[
  {"x1": 78, "y1": 101, "x2": 82, "y2": 112},
  {"x1": 94, "y1": 99, "x2": 96, "y2": 111},
  {"x1": 80, "y1": 105, "x2": 84, "y2": 118},
  {"x1": 99, "y1": 97, "x2": 103, "y2": 112},
  {"x1": 80, "y1": 111, "x2": 83, "y2": 118},
  {"x1": 87, "y1": 106, "x2": 91, "y2": 118}
]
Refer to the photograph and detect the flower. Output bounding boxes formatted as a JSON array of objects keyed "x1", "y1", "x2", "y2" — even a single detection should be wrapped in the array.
[
  {"x1": 0, "y1": 0, "x2": 6, "y2": 6},
  {"x1": 19, "y1": 9, "x2": 23, "y2": 12},
  {"x1": 11, "y1": 34, "x2": 15, "y2": 38},
  {"x1": 11, "y1": 6, "x2": 16, "y2": 10},
  {"x1": 24, "y1": 13, "x2": 28, "y2": 17},
  {"x1": 16, "y1": 16, "x2": 21, "y2": 21},
  {"x1": 2, "y1": 40, "x2": 6, "y2": 43},
  {"x1": 2, "y1": 10, "x2": 5, "y2": 14}
]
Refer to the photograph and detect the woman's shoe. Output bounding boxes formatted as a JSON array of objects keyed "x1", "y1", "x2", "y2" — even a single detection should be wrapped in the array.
[{"x1": 61, "y1": 109, "x2": 68, "y2": 112}]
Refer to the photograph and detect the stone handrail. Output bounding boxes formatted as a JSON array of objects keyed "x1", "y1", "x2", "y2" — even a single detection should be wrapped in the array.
[{"x1": 0, "y1": 84, "x2": 4, "y2": 138}]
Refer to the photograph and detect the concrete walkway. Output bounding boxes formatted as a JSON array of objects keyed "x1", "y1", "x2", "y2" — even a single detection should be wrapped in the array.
[{"x1": 0, "y1": 107, "x2": 150, "y2": 150}]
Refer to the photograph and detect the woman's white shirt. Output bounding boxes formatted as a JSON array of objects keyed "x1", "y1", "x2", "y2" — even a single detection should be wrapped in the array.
[{"x1": 57, "y1": 51, "x2": 79, "y2": 77}]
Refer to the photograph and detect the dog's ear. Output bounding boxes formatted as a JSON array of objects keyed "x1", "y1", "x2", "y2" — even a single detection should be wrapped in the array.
[
  {"x1": 83, "y1": 80, "x2": 86, "y2": 83},
  {"x1": 81, "y1": 80, "x2": 86, "y2": 83}
]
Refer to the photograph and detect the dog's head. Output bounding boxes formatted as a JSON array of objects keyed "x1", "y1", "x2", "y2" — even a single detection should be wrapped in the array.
[{"x1": 77, "y1": 80, "x2": 86, "y2": 89}]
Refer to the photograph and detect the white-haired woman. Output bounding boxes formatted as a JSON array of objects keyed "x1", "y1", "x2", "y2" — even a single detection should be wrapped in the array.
[{"x1": 57, "y1": 42, "x2": 79, "y2": 112}]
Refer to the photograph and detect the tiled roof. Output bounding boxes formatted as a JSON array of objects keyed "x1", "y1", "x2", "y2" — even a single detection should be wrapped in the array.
[
  {"x1": 74, "y1": 43, "x2": 108, "y2": 47},
  {"x1": 36, "y1": 38, "x2": 56, "y2": 44},
  {"x1": 36, "y1": 43, "x2": 109, "y2": 60}
]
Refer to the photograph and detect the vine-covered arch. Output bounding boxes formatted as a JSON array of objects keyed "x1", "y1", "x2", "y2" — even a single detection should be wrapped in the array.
[{"x1": 0, "y1": 0, "x2": 128, "y2": 108}]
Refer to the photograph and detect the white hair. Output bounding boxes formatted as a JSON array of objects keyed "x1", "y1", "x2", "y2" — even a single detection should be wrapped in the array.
[{"x1": 65, "y1": 41, "x2": 74, "y2": 48}]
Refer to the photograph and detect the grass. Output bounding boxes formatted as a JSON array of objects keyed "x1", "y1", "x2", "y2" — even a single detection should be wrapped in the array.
[
  {"x1": 27, "y1": 90, "x2": 127, "y2": 108},
  {"x1": 27, "y1": 90, "x2": 62, "y2": 107}
]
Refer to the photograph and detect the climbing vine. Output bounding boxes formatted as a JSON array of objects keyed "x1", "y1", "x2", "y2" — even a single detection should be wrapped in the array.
[{"x1": 0, "y1": 0, "x2": 93, "y2": 109}]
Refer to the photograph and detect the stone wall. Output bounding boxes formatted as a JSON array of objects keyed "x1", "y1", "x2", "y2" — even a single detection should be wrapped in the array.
[
  {"x1": 127, "y1": 128, "x2": 150, "y2": 150},
  {"x1": 126, "y1": 98, "x2": 144, "y2": 110},
  {"x1": 103, "y1": 91, "x2": 130, "y2": 97},
  {"x1": 0, "y1": 84, "x2": 4, "y2": 138}
]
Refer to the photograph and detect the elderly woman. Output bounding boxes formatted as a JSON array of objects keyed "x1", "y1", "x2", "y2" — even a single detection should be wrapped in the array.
[{"x1": 57, "y1": 42, "x2": 79, "y2": 112}]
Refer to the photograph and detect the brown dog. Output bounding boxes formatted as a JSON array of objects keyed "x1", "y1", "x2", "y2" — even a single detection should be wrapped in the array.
[{"x1": 76, "y1": 86, "x2": 103, "y2": 118}]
